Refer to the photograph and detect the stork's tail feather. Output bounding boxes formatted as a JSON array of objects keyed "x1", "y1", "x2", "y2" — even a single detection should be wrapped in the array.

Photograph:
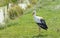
[
  {"x1": 37, "y1": 23, "x2": 48, "y2": 30},
  {"x1": 43, "y1": 25, "x2": 48, "y2": 30}
]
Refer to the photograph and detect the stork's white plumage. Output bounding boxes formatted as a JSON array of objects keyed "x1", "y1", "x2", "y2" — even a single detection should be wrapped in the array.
[{"x1": 33, "y1": 10, "x2": 48, "y2": 30}]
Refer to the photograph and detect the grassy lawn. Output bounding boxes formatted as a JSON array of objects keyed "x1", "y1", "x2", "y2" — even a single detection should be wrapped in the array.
[
  {"x1": 0, "y1": 8, "x2": 60, "y2": 38},
  {"x1": 0, "y1": 0, "x2": 60, "y2": 38}
]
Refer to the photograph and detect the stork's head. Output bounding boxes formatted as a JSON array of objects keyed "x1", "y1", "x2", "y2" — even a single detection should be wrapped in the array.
[{"x1": 32, "y1": 10, "x2": 36, "y2": 16}]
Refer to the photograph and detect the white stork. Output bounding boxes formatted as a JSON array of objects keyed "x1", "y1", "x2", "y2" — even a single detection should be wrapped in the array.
[{"x1": 32, "y1": 10, "x2": 48, "y2": 32}]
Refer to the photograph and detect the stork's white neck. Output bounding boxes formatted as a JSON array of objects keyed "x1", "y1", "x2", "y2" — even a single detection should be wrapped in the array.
[
  {"x1": 33, "y1": 10, "x2": 36, "y2": 17},
  {"x1": 33, "y1": 13, "x2": 36, "y2": 17}
]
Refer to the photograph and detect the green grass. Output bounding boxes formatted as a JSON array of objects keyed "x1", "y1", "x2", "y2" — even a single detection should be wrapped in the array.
[
  {"x1": 0, "y1": 0, "x2": 60, "y2": 38},
  {"x1": 0, "y1": 8, "x2": 60, "y2": 38}
]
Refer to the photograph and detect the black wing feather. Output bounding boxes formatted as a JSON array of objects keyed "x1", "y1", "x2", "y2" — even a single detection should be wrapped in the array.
[{"x1": 37, "y1": 19, "x2": 48, "y2": 30}]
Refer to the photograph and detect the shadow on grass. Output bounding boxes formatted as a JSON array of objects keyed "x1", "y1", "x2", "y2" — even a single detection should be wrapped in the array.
[{"x1": 32, "y1": 34, "x2": 48, "y2": 38}]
